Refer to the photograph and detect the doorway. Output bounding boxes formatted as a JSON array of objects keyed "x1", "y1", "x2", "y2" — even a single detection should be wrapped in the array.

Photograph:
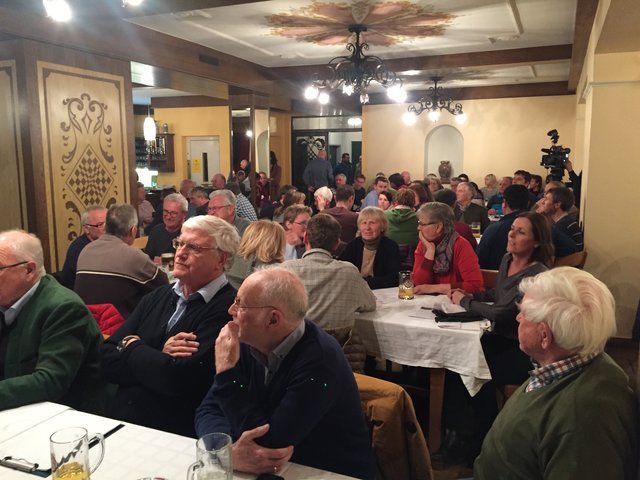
[{"x1": 187, "y1": 136, "x2": 220, "y2": 185}]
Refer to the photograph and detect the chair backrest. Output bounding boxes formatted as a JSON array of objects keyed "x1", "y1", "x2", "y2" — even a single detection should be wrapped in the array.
[
  {"x1": 132, "y1": 236, "x2": 148, "y2": 250},
  {"x1": 481, "y1": 269, "x2": 499, "y2": 289},
  {"x1": 553, "y1": 250, "x2": 588, "y2": 269},
  {"x1": 397, "y1": 243, "x2": 415, "y2": 271},
  {"x1": 354, "y1": 373, "x2": 433, "y2": 480}
]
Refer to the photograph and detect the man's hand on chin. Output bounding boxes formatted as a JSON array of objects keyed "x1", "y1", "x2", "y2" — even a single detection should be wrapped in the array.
[{"x1": 215, "y1": 321, "x2": 241, "y2": 374}]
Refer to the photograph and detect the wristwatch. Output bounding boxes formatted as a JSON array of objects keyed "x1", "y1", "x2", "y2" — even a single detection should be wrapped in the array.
[{"x1": 117, "y1": 335, "x2": 138, "y2": 352}]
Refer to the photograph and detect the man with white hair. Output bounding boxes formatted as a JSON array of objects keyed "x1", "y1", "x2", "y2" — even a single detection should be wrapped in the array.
[
  {"x1": 101, "y1": 215, "x2": 240, "y2": 437},
  {"x1": 0, "y1": 230, "x2": 106, "y2": 412},
  {"x1": 145, "y1": 192, "x2": 188, "y2": 262},
  {"x1": 195, "y1": 268, "x2": 376, "y2": 478},
  {"x1": 475, "y1": 268, "x2": 637, "y2": 479},
  {"x1": 208, "y1": 189, "x2": 251, "y2": 237}
]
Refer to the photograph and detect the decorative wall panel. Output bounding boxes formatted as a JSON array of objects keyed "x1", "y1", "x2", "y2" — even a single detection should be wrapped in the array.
[
  {"x1": 37, "y1": 62, "x2": 129, "y2": 270},
  {"x1": 0, "y1": 60, "x2": 26, "y2": 231}
]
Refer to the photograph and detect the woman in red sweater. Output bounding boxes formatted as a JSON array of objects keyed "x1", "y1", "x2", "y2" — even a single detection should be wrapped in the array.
[{"x1": 412, "y1": 202, "x2": 483, "y2": 295}]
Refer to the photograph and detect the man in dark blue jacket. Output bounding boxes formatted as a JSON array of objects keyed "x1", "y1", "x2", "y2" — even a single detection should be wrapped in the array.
[{"x1": 195, "y1": 268, "x2": 375, "y2": 479}]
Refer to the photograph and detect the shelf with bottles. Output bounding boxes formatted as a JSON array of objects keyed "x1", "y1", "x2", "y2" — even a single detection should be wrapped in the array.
[{"x1": 134, "y1": 133, "x2": 175, "y2": 172}]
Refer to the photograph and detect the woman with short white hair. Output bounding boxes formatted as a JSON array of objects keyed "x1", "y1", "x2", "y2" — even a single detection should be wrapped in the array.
[{"x1": 313, "y1": 186, "x2": 333, "y2": 212}]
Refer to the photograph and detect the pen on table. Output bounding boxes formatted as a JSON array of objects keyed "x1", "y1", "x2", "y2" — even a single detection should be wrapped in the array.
[
  {"x1": 89, "y1": 423, "x2": 125, "y2": 448},
  {"x1": 420, "y1": 306, "x2": 432, "y2": 310}
]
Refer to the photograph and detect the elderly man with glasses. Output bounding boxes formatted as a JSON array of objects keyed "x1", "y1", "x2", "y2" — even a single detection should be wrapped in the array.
[
  {"x1": 145, "y1": 193, "x2": 188, "y2": 263},
  {"x1": 0, "y1": 230, "x2": 107, "y2": 413},
  {"x1": 102, "y1": 215, "x2": 240, "y2": 437},
  {"x1": 195, "y1": 268, "x2": 376, "y2": 479},
  {"x1": 208, "y1": 189, "x2": 251, "y2": 237},
  {"x1": 57, "y1": 205, "x2": 107, "y2": 289}
]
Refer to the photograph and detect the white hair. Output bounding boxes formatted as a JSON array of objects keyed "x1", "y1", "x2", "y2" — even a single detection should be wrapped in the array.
[
  {"x1": 519, "y1": 267, "x2": 617, "y2": 356},
  {"x1": 209, "y1": 189, "x2": 237, "y2": 208},
  {"x1": 181, "y1": 215, "x2": 240, "y2": 270},
  {"x1": 0, "y1": 230, "x2": 46, "y2": 278},
  {"x1": 313, "y1": 186, "x2": 333, "y2": 202},
  {"x1": 164, "y1": 193, "x2": 188, "y2": 212}
]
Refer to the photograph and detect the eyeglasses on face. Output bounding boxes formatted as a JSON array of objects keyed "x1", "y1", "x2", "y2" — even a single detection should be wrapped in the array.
[
  {"x1": 164, "y1": 209, "x2": 185, "y2": 217},
  {"x1": 207, "y1": 204, "x2": 231, "y2": 213},
  {"x1": 172, "y1": 238, "x2": 218, "y2": 255},
  {"x1": 0, "y1": 260, "x2": 28, "y2": 271},
  {"x1": 85, "y1": 222, "x2": 105, "y2": 228},
  {"x1": 293, "y1": 221, "x2": 308, "y2": 228},
  {"x1": 231, "y1": 297, "x2": 276, "y2": 311},
  {"x1": 417, "y1": 221, "x2": 439, "y2": 227}
]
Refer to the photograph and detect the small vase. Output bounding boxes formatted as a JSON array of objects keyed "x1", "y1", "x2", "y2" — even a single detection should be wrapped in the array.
[{"x1": 439, "y1": 161, "x2": 452, "y2": 182}]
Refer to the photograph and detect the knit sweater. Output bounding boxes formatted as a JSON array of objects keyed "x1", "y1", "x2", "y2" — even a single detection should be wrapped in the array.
[
  {"x1": 412, "y1": 236, "x2": 483, "y2": 293},
  {"x1": 474, "y1": 353, "x2": 638, "y2": 480},
  {"x1": 101, "y1": 282, "x2": 235, "y2": 437},
  {"x1": 0, "y1": 275, "x2": 106, "y2": 413}
]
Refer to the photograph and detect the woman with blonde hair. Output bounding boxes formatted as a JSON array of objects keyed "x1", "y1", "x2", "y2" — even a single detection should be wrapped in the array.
[
  {"x1": 226, "y1": 220, "x2": 286, "y2": 289},
  {"x1": 481, "y1": 174, "x2": 499, "y2": 203}
]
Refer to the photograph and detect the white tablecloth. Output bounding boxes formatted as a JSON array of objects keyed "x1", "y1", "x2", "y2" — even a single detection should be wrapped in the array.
[
  {"x1": 355, "y1": 288, "x2": 492, "y2": 395},
  {"x1": 0, "y1": 403, "x2": 356, "y2": 480}
]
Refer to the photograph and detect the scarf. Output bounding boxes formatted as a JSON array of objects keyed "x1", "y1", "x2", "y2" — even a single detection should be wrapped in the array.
[{"x1": 433, "y1": 230, "x2": 459, "y2": 274}]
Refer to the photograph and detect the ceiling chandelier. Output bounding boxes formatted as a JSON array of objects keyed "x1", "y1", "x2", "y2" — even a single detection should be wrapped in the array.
[
  {"x1": 305, "y1": 24, "x2": 406, "y2": 105},
  {"x1": 403, "y1": 77, "x2": 466, "y2": 125}
]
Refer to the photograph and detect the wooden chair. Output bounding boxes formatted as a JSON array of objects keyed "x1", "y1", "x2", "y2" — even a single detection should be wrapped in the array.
[
  {"x1": 553, "y1": 250, "x2": 588, "y2": 269},
  {"x1": 132, "y1": 235, "x2": 148, "y2": 250},
  {"x1": 480, "y1": 269, "x2": 499, "y2": 289}
]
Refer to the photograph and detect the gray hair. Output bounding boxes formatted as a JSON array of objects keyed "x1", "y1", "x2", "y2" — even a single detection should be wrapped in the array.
[
  {"x1": 164, "y1": 193, "x2": 188, "y2": 212},
  {"x1": 209, "y1": 189, "x2": 237, "y2": 208},
  {"x1": 80, "y1": 206, "x2": 107, "y2": 226},
  {"x1": 417, "y1": 202, "x2": 454, "y2": 236},
  {"x1": 106, "y1": 204, "x2": 138, "y2": 238},
  {"x1": 181, "y1": 215, "x2": 240, "y2": 270},
  {"x1": 457, "y1": 181, "x2": 476, "y2": 197},
  {"x1": 519, "y1": 267, "x2": 616, "y2": 357},
  {"x1": 0, "y1": 229, "x2": 45, "y2": 278},
  {"x1": 250, "y1": 267, "x2": 308, "y2": 323},
  {"x1": 358, "y1": 206, "x2": 388, "y2": 233}
]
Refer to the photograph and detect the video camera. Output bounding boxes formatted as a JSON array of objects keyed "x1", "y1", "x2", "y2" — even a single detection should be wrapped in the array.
[{"x1": 540, "y1": 129, "x2": 571, "y2": 181}]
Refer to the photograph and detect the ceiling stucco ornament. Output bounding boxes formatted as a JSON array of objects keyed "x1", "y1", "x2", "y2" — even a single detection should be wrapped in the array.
[{"x1": 267, "y1": 1, "x2": 455, "y2": 47}]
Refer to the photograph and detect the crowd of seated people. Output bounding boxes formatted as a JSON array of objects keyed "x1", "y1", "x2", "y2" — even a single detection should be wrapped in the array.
[{"x1": 6, "y1": 156, "x2": 630, "y2": 480}]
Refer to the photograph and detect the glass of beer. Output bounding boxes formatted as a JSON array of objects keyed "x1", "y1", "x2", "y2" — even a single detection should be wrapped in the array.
[
  {"x1": 50, "y1": 427, "x2": 104, "y2": 480},
  {"x1": 398, "y1": 271, "x2": 414, "y2": 300},
  {"x1": 187, "y1": 433, "x2": 233, "y2": 480},
  {"x1": 471, "y1": 222, "x2": 481, "y2": 238}
]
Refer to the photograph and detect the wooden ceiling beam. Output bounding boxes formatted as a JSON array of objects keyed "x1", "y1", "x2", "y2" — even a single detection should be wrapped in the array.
[{"x1": 568, "y1": 0, "x2": 601, "y2": 90}]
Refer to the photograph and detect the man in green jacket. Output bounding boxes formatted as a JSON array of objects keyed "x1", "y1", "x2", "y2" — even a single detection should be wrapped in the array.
[
  {"x1": 474, "y1": 268, "x2": 637, "y2": 480},
  {"x1": 0, "y1": 230, "x2": 106, "y2": 413}
]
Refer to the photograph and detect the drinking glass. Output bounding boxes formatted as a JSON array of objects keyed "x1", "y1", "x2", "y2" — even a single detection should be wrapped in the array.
[
  {"x1": 471, "y1": 222, "x2": 481, "y2": 238},
  {"x1": 50, "y1": 427, "x2": 105, "y2": 480},
  {"x1": 186, "y1": 433, "x2": 232, "y2": 480},
  {"x1": 398, "y1": 270, "x2": 414, "y2": 300}
]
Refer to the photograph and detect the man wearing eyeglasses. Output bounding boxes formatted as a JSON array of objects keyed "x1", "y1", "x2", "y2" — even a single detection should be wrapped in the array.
[
  {"x1": 145, "y1": 193, "x2": 188, "y2": 263},
  {"x1": 195, "y1": 268, "x2": 376, "y2": 478},
  {"x1": 208, "y1": 189, "x2": 251, "y2": 237},
  {"x1": 102, "y1": 215, "x2": 240, "y2": 437},
  {"x1": 75, "y1": 204, "x2": 168, "y2": 319},
  {"x1": 57, "y1": 205, "x2": 107, "y2": 289},
  {"x1": 0, "y1": 230, "x2": 107, "y2": 413}
]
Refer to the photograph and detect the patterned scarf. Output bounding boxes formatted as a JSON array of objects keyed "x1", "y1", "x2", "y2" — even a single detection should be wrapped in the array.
[{"x1": 433, "y1": 230, "x2": 459, "y2": 274}]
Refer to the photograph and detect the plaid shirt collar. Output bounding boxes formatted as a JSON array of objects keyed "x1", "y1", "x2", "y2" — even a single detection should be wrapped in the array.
[{"x1": 526, "y1": 352, "x2": 598, "y2": 392}]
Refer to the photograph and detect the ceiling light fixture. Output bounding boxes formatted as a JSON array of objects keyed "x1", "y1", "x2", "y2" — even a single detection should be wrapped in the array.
[
  {"x1": 143, "y1": 105, "x2": 157, "y2": 142},
  {"x1": 404, "y1": 77, "x2": 466, "y2": 125},
  {"x1": 122, "y1": 0, "x2": 144, "y2": 6},
  {"x1": 305, "y1": 24, "x2": 405, "y2": 105},
  {"x1": 43, "y1": 0, "x2": 72, "y2": 22}
]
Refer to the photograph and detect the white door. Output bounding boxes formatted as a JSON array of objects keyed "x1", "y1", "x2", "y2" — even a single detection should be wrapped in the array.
[{"x1": 187, "y1": 136, "x2": 220, "y2": 185}]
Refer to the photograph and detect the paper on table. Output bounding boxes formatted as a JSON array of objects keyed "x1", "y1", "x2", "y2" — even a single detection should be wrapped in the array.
[
  {"x1": 436, "y1": 319, "x2": 492, "y2": 331},
  {"x1": 418, "y1": 295, "x2": 466, "y2": 313},
  {"x1": 0, "y1": 408, "x2": 122, "y2": 468}
]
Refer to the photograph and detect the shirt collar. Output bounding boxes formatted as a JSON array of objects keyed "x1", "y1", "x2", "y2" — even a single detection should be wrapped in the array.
[
  {"x1": 526, "y1": 352, "x2": 598, "y2": 392},
  {"x1": 172, "y1": 273, "x2": 228, "y2": 303},
  {"x1": 301, "y1": 248, "x2": 332, "y2": 259},
  {"x1": 1, "y1": 279, "x2": 42, "y2": 327},
  {"x1": 250, "y1": 320, "x2": 306, "y2": 384}
]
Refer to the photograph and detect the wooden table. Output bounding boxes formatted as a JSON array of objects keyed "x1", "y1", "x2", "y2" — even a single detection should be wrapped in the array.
[
  {"x1": 0, "y1": 402, "x2": 357, "y2": 480},
  {"x1": 355, "y1": 288, "x2": 491, "y2": 452}
]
